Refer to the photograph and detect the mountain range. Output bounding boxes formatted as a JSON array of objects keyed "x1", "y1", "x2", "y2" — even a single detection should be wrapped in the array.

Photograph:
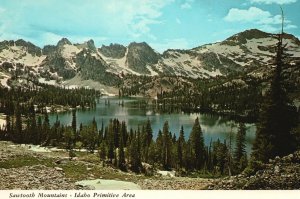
[{"x1": 0, "y1": 29, "x2": 299, "y2": 96}]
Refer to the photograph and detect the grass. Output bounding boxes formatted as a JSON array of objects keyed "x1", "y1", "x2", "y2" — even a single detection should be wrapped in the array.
[
  {"x1": 60, "y1": 161, "x2": 88, "y2": 181},
  {"x1": 59, "y1": 160, "x2": 148, "y2": 183},
  {"x1": 76, "y1": 152, "x2": 101, "y2": 164},
  {"x1": 0, "y1": 155, "x2": 54, "y2": 169},
  {"x1": 0, "y1": 148, "x2": 223, "y2": 182},
  {"x1": 0, "y1": 148, "x2": 145, "y2": 182}
]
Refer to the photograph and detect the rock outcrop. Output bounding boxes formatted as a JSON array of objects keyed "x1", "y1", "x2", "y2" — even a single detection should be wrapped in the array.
[
  {"x1": 209, "y1": 150, "x2": 300, "y2": 190},
  {"x1": 0, "y1": 165, "x2": 78, "y2": 190}
]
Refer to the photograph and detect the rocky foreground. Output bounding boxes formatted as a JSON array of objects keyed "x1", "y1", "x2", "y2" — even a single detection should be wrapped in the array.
[
  {"x1": 209, "y1": 151, "x2": 300, "y2": 190},
  {"x1": 0, "y1": 142, "x2": 78, "y2": 189},
  {"x1": 0, "y1": 165, "x2": 78, "y2": 190},
  {"x1": 1, "y1": 141, "x2": 300, "y2": 190},
  {"x1": 138, "y1": 178, "x2": 214, "y2": 190},
  {"x1": 0, "y1": 141, "x2": 214, "y2": 190}
]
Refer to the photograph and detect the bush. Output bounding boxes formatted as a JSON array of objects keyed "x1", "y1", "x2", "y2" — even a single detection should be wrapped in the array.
[{"x1": 243, "y1": 158, "x2": 265, "y2": 176}]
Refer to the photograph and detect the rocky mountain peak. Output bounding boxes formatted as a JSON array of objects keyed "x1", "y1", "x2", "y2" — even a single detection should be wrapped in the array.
[
  {"x1": 224, "y1": 29, "x2": 271, "y2": 45},
  {"x1": 128, "y1": 41, "x2": 152, "y2": 49},
  {"x1": 86, "y1": 39, "x2": 96, "y2": 51},
  {"x1": 14, "y1": 39, "x2": 42, "y2": 56},
  {"x1": 74, "y1": 39, "x2": 96, "y2": 52},
  {"x1": 57, "y1": 38, "x2": 72, "y2": 47},
  {"x1": 42, "y1": 45, "x2": 57, "y2": 55},
  {"x1": 126, "y1": 42, "x2": 160, "y2": 74},
  {"x1": 99, "y1": 43, "x2": 126, "y2": 59}
]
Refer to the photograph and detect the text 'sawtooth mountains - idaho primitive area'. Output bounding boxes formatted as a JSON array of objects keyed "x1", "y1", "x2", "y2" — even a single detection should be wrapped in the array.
[{"x1": 1, "y1": 29, "x2": 300, "y2": 96}]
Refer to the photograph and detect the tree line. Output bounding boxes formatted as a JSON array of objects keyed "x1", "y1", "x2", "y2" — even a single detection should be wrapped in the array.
[
  {"x1": 0, "y1": 84, "x2": 100, "y2": 115},
  {"x1": 0, "y1": 105, "x2": 249, "y2": 176}
]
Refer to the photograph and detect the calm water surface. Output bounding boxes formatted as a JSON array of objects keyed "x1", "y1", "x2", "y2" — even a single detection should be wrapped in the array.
[{"x1": 49, "y1": 97, "x2": 256, "y2": 153}]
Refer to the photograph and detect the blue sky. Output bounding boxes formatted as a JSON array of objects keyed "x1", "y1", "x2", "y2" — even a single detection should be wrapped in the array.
[{"x1": 0, "y1": 0, "x2": 299, "y2": 52}]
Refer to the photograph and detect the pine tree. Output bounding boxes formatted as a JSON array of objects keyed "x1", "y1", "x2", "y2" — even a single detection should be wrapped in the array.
[
  {"x1": 234, "y1": 123, "x2": 247, "y2": 173},
  {"x1": 37, "y1": 116, "x2": 42, "y2": 144},
  {"x1": 213, "y1": 139, "x2": 228, "y2": 175},
  {"x1": 148, "y1": 140, "x2": 156, "y2": 165},
  {"x1": 14, "y1": 102, "x2": 22, "y2": 143},
  {"x1": 142, "y1": 119, "x2": 153, "y2": 162},
  {"x1": 129, "y1": 132, "x2": 142, "y2": 173},
  {"x1": 80, "y1": 124, "x2": 99, "y2": 153},
  {"x1": 145, "y1": 119, "x2": 153, "y2": 146},
  {"x1": 252, "y1": 21, "x2": 298, "y2": 162},
  {"x1": 28, "y1": 104, "x2": 37, "y2": 144},
  {"x1": 121, "y1": 121, "x2": 128, "y2": 147},
  {"x1": 177, "y1": 125, "x2": 185, "y2": 169},
  {"x1": 63, "y1": 127, "x2": 75, "y2": 150},
  {"x1": 113, "y1": 119, "x2": 120, "y2": 148},
  {"x1": 107, "y1": 120, "x2": 115, "y2": 163},
  {"x1": 99, "y1": 142, "x2": 107, "y2": 161},
  {"x1": 5, "y1": 115, "x2": 11, "y2": 140},
  {"x1": 42, "y1": 110, "x2": 51, "y2": 145},
  {"x1": 162, "y1": 121, "x2": 172, "y2": 170},
  {"x1": 118, "y1": 130, "x2": 126, "y2": 171},
  {"x1": 189, "y1": 117, "x2": 205, "y2": 170},
  {"x1": 156, "y1": 129, "x2": 163, "y2": 165}
]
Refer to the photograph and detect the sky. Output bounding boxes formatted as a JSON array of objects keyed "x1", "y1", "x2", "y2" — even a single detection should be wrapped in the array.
[{"x1": 0, "y1": 0, "x2": 299, "y2": 52}]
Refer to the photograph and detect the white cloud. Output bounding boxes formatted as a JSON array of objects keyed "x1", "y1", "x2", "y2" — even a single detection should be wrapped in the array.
[
  {"x1": 257, "y1": 15, "x2": 285, "y2": 25},
  {"x1": 259, "y1": 24, "x2": 278, "y2": 32},
  {"x1": 100, "y1": 0, "x2": 174, "y2": 38},
  {"x1": 150, "y1": 38, "x2": 189, "y2": 53},
  {"x1": 224, "y1": 7, "x2": 296, "y2": 33},
  {"x1": 285, "y1": 24, "x2": 298, "y2": 30},
  {"x1": 0, "y1": 0, "x2": 174, "y2": 46},
  {"x1": 250, "y1": 0, "x2": 297, "y2": 4},
  {"x1": 181, "y1": 0, "x2": 194, "y2": 9},
  {"x1": 224, "y1": 7, "x2": 272, "y2": 23}
]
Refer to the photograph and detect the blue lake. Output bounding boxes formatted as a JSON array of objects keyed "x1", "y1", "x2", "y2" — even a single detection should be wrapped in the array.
[{"x1": 49, "y1": 97, "x2": 256, "y2": 153}]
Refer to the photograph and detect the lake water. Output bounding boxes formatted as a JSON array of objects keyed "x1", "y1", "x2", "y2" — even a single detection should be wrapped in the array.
[{"x1": 49, "y1": 97, "x2": 256, "y2": 153}]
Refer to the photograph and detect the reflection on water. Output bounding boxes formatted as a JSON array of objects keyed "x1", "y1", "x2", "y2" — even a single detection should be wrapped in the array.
[{"x1": 49, "y1": 97, "x2": 256, "y2": 153}]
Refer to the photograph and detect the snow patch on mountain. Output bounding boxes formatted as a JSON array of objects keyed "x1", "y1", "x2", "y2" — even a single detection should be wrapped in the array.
[
  {"x1": 63, "y1": 74, "x2": 118, "y2": 96},
  {"x1": 38, "y1": 78, "x2": 57, "y2": 85},
  {"x1": 98, "y1": 48, "x2": 141, "y2": 76},
  {"x1": 61, "y1": 44, "x2": 81, "y2": 59},
  {"x1": 146, "y1": 65, "x2": 159, "y2": 76},
  {"x1": 0, "y1": 72, "x2": 10, "y2": 88},
  {"x1": 0, "y1": 45, "x2": 46, "y2": 68}
]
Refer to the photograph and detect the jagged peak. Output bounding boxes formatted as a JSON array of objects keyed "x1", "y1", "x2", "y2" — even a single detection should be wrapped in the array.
[
  {"x1": 127, "y1": 41, "x2": 158, "y2": 54},
  {"x1": 57, "y1": 38, "x2": 72, "y2": 46},
  {"x1": 99, "y1": 43, "x2": 126, "y2": 59},
  {"x1": 85, "y1": 39, "x2": 96, "y2": 51},
  {"x1": 73, "y1": 39, "x2": 96, "y2": 52},
  {"x1": 86, "y1": 39, "x2": 94, "y2": 45},
  {"x1": 14, "y1": 39, "x2": 40, "y2": 49},
  {"x1": 101, "y1": 43, "x2": 125, "y2": 48},
  {"x1": 128, "y1": 41, "x2": 150, "y2": 47}
]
